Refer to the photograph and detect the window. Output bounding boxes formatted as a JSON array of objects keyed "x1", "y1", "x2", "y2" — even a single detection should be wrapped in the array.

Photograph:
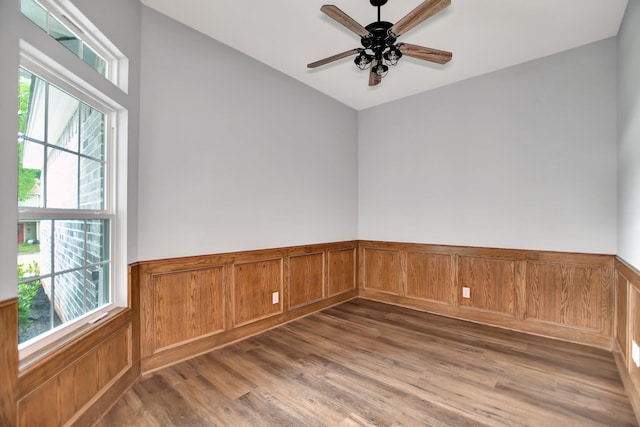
[
  {"x1": 15, "y1": 0, "x2": 128, "y2": 358},
  {"x1": 19, "y1": 0, "x2": 129, "y2": 91},
  {"x1": 17, "y1": 64, "x2": 115, "y2": 347},
  {"x1": 21, "y1": 0, "x2": 107, "y2": 76}
]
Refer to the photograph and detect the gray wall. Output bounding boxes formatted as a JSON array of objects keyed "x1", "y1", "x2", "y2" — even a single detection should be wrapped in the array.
[
  {"x1": 618, "y1": 0, "x2": 640, "y2": 270},
  {"x1": 359, "y1": 38, "x2": 618, "y2": 254},
  {"x1": 0, "y1": 0, "x2": 19, "y2": 301},
  {"x1": 0, "y1": 0, "x2": 140, "y2": 301},
  {"x1": 137, "y1": 7, "x2": 358, "y2": 261}
]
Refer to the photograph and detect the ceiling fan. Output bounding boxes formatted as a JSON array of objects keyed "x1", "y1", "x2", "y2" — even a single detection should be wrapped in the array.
[{"x1": 307, "y1": 0, "x2": 453, "y2": 86}]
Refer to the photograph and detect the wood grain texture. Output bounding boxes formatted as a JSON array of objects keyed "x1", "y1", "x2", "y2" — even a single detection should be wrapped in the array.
[
  {"x1": 18, "y1": 324, "x2": 132, "y2": 427},
  {"x1": 234, "y1": 258, "x2": 283, "y2": 326},
  {"x1": 359, "y1": 241, "x2": 615, "y2": 349},
  {"x1": 458, "y1": 256, "x2": 516, "y2": 315},
  {"x1": 0, "y1": 298, "x2": 18, "y2": 427},
  {"x1": 406, "y1": 251, "x2": 452, "y2": 303},
  {"x1": 327, "y1": 248, "x2": 356, "y2": 297},
  {"x1": 153, "y1": 267, "x2": 224, "y2": 350},
  {"x1": 617, "y1": 270, "x2": 630, "y2": 365},
  {"x1": 527, "y1": 262, "x2": 601, "y2": 330},
  {"x1": 288, "y1": 253, "x2": 324, "y2": 309},
  {"x1": 100, "y1": 299, "x2": 636, "y2": 427},
  {"x1": 364, "y1": 248, "x2": 401, "y2": 294}
]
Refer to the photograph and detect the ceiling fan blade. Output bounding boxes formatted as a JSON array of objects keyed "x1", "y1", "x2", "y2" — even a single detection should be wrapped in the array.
[
  {"x1": 307, "y1": 49, "x2": 360, "y2": 68},
  {"x1": 321, "y1": 5, "x2": 370, "y2": 37},
  {"x1": 369, "y1": 60, "x2": 381, "y2": 86},
  {"x1": 398, "y1": 43, "x2": 452, "y2": 64},
  {"x1": 390, "y1": 0, "x2": 450, "y2": 37}
]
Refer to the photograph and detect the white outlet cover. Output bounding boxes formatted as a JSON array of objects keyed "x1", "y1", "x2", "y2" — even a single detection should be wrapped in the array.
[
  {"x1": 462, "y1": 287, "x2": 471, "y2": 299},
  {"x1": 272, "y1": 291, "x2": 279, "y2": 305},
  {"x1": 633, "y1": 340, "x2": 640, "y2": 368}
]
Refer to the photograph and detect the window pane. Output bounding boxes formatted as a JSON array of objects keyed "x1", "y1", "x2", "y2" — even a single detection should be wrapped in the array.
[
  {"x1": 31, "y1": 220, "x2": 52, "y2": 277},
  {"x1": 82, "y1": 44, "x2": 107, "y2": 76},
  {"x1": 54, "y1": 220, "x2": 85, "y2": 272},
  {"x1": 49, "y1": 15, "x2": 81, "y2": 57},
  {"x1": 80, "y1": 103, "x2": 105, "y2": 160},
  {"x1": 20, "y1": 0, "x2": 48, "y2": 32},
  {"x1": 17, "y1": 278, "x2": 54, "y2": 344},
  {"x1": 18, "y1": 141, "x2": 44, "y2": 208},
  {"x1": 85, "y1": 264, "x2": 109, "y2": 311},
  {"x1": 86, "y1": 220, "x2": 109, "y2": 265},
  {"x1": 79, "y1": 157, "x2": 104, "y2": 210},
  {"x1": 46, "y1": 148, "x2": 78, "y2": 209},
  {"x1": 48, "y1": 85, "x2": 79, "y2": 152},
  {"x1": 55, "y1": 270, "x2": 87, "y2": 323},
  {"x1": 19, "y1": 70, "x2": 46, "y2": 142}
]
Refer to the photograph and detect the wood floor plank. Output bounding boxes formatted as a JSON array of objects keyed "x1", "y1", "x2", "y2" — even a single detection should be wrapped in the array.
[{"x1": 100, "y1": 299, "x2": 637, "y2": 426}]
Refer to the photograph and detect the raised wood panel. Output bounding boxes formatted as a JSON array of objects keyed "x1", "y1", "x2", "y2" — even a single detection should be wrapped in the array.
[
  {"x1": 328, "y1": 248, "x2": 356, "y2": 296},
  {"x1": 0, "y1": 299, "x2": 18, "y2": 427},
  {"x1": 631, "y1": 285, "x2": 640, "y2": 390},
  {"x1": 364, "y1": 248, "x2": 401, "y2": 294},
  {"x1": 458, "y1": 256, "x2": 516, "y2": 315},
  {"x1": 406, "y1": 252, "x2": 452, "y2": 304},
  {"x1": 153, "y1": 267, "x2": 224, "y2": 350},
  {"x1": 289, "y1": 253, "x2": 324, "y2": 309},
  {"x1": 527, "y1": 262, "x2": 600, "y2": 330},
  {"x1": 616, "y1": 270, "x2": 629, "y2": 363},
  {"x1": 233, "y1": 258, "x2": 283, "y2": 326},
  {"x1": 18, "y1": 324, "x2": 132, "y2": 427}
]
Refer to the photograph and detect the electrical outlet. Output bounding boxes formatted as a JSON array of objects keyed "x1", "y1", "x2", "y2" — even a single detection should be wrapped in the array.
[
  {"x1": 272, "y1": 291, "x2": 279, "y2": 305},
  {"x1": 462, "y1": 287, "x2": 471, "y2": 299},
  {"x1": 633, "y1": 340, "x2": 640, "y2": 368}
]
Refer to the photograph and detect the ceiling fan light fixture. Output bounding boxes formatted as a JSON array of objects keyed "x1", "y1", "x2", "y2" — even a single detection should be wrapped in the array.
[
  {"x1": 372, "y1": 62, "x2": 389, "y2": 77},
  {"x1": 383, "y1": 46, "x2": 402, "y2": 66},
  {"x1": 354, "y1": 51, "x2": 374, "y2": 70}
]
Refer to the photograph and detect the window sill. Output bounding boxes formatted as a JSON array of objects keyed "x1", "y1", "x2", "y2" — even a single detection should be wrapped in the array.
[{"x1": 19, "y1": 306, "x2": 127, "y2": 372}]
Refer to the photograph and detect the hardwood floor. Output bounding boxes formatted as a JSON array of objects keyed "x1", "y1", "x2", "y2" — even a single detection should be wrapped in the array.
[{"x1": 99, "y1": 299, "x2": 637, "y2": 426}]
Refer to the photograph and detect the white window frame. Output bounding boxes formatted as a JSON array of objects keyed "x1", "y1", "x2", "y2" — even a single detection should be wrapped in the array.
[
  {"x1": 17, "y1": 43, "x2": 127, "y2": 360},
  {"x1": 21, "y1": 0, "x2": 129, "y2": 92}
]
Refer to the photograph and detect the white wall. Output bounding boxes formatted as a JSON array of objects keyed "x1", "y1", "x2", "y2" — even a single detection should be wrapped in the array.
[
  {"x1": 359, "y1": 38, "x2": 618, "y2": 254},
  {"x1": 0, "y1": 0, "x2": 20, "y2": 301},
  {"x1": 0, "y1": 0, "x2": 140, "y2": 301},
  {"x1": 618, "y1": 0, "x2": 640, "y2": 269},
  {"x1": 137, "y1": 7, "x2": 359, "y2": 261}
]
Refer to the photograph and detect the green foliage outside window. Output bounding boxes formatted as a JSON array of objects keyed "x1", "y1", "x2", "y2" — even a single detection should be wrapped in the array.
[
  {"x1": 18, "y1": 77, "x2": 40, "y2": 202},
  {"x1": 17, "y1": 262, "x2": 41, "y2": 331}
]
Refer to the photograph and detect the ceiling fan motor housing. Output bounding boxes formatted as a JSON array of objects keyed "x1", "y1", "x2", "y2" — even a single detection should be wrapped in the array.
[{"x1": 362, "y1": 21, "x2": 396, "y2": 52}]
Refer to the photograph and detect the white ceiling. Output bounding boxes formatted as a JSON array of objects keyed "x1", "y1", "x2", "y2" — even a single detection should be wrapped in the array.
[{"x1": 139, "y1": 0, "x2": 628, "y2": 111}]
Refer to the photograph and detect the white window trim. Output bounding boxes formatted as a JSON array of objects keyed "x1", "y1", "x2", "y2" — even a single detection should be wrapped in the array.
[
  {"x1": 17, "y1": 43, "x2": 128, "y2": 360},
  {"x1": 23, "y1": 0, "x2": 129, "y2": 92}
]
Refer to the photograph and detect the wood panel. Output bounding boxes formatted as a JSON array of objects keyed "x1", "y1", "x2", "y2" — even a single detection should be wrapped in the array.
[
  {"x1": 0, "y1": 299, "x2": 18, "y2": 427},
  {"x1": 153, "y1": 267, "x2": 224, "y2": 350},
  {"x1": 359, "y1": 241, "x2": 615, "y2": 349},
  {"x1": 458, "y1": 256, "x2": 516, "y2": 315},
  {"x1": 18, "y1": 324, "x2": 132, "y2": 426},
  {"x1": 364, "y1": 248, "x2": 401, "y2": 294},
  {"x1": 328, "y1": 248, "x2": 356, "y2": 297},
  {"x1": 289, "y1": 253, "x2": 324, "y2": 309},
  {"x1": 527, "y1": 262, "x2": 601, "y2": 330},
  {"x1": 406, "y1": 252, "x2": 452, "y2": 304},
  {"x1": 233, "y1": 258, "x2": 283, "y2": 326},
  {"x1": 617, "y1": 270, "x2": 630, "y2": 363}
]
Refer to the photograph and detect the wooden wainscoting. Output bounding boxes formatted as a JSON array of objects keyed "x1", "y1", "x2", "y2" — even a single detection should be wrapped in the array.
[
  {"x1": 0, "y1": 298, "x2": 18, "y2": 426},
  {"x1": 13, "y1": 263, "x2": 140, "y2": 427},
  {"x1": 359, "y1": 241, "x2": 614, "y2": 349},
  {"x1": 139, "y1": 241, "x2": 358, "y2": 373},
  {"x1": 614, "y1": 258, "x2": 640, "y2": 422}
]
